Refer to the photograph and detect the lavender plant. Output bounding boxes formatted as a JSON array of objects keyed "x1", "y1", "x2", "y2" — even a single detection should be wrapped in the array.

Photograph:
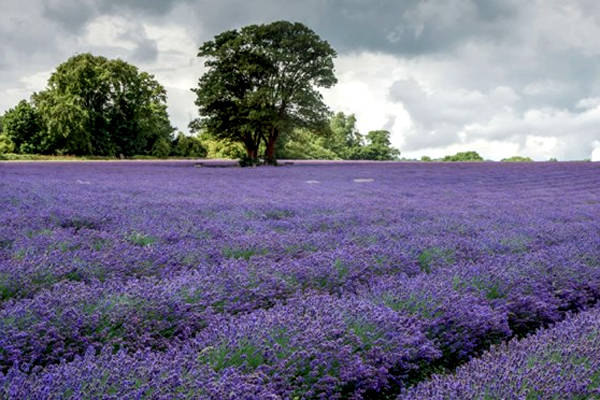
[
  {"x1": 0, "y1": 161, "x2": 598, "y2": 398},
  {"x1": 399, "y1": 307, "x2": 600, "y2": 399}
]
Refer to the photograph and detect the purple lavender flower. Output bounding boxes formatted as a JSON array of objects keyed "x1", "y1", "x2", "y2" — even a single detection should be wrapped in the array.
[{"x1": 0, "y1": 160, "x2": 598, "y2": 398}]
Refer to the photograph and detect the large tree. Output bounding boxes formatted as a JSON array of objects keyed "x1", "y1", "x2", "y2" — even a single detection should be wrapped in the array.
[
  {"x1": 31, "y1": 53, "x2": 174, "y2": 156},
  {"x1": 192, "y1": 21, "x2": 337, "y2": 165},
  {"x1": 328, "y1": 112, "x2": 363, "y2": 158},
  {"x1": 348, "y1": 130, "x2": 401, "y2": 161},
  {"x1": 1, "y1": 100, "x2": 45, "y2": 153},
  {"x1": 442, "y1": 151, "x2": 483, "y2": 162}
]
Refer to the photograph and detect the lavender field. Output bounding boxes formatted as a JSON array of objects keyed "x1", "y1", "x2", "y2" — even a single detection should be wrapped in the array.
[{"x1": 0, "y1": 161, "x2": 599, "y2": 399}]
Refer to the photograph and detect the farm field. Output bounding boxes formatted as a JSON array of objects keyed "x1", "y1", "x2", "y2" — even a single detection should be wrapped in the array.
[{"x1": 0, "y1": 161, "x2": 599, "y2": 399}]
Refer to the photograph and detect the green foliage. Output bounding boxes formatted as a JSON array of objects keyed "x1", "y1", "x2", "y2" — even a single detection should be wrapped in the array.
[
  {"x1": 238, "y1": 154, "x2": 261, "y2": 167},
  {"x1": 326, "y1": 112, "x2": 362, "y2": 158},
  {"x1": 151, "y1": 137, "x2": 171, "y2": 158},
  {"x1": 442, "y1": 151, "x2": 484, "y2": 162},
  {"x1": 0, "y1": 274, "x2": 17, "y2": 301},
  {"x1": 501, "y1": 156, "x2": 533, "y2": 162},
  {"x1": 203, "y1": 341, "x2": 265, "y2": 372},
  {"x1": 348, "y1": 130, "x2": 400, "y2": 160},
  {"x1": 222, "y1": 246, "x2": 266, "y2": 260},
  {"x1": 195, "y1": 130, "x2": 245, "y2": 159},
  {"x1": 0, "y1": 153, "x2": 117, "y2": 161},
  {"x1": 2, "y1": 100, "x2": 45, "y2": 153},
  {"x1": 418, "y1": 247, "x2": 455, "y2": 273},
  {"x1": 0, "y1": 134, "x2": 14, "y2": 154},
  {"x1": 170, "y1": 132, "x2": 207, "y2": 158},
  {"x1": 276, "y1": 113, "x2": 400, "y2": 161},
  {"x1": 346, "y1": 319, "x2": 384, "y2": 352},
  {"x1": 30, "y1": 53, "x2": 174, "y2": 156},
  {"x1": 126, "y1": 232, "x2": 156, "y2": 247},
  {"x1": 192, "y1": 21, "x2": 337, "y2": 165},
  {"x1": 421, "y1": 155, "x2": 432, "y2": 162},
  {"x1": 276, "y1": 127, "x2": 339, "y2": 160}
]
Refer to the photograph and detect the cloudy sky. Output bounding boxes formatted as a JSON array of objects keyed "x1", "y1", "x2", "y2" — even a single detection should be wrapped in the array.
[{"x1": 2, "y1": 0, "x2": 600, "y2": 160}]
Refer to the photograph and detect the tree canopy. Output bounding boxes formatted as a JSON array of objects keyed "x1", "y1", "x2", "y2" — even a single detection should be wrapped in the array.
[
  {"x1": 349, "y1": 130, "x2": 400, "y2": 161},
  {"x1": 192, "y1": 21, "x2": 337, "y2": 165},
  {"x1": 275, "y1": 112, "x2": 401, "y2": 161},
  {"x1": 327, "y1": 112, "x2": 363, "y2": 158},
  {"x1": 1, "y1": 100, "x2": 44, "y2": 154},
  {"x1": 170, "y1": 132, "x2": 207, "y2": 158},
  {"x1": 2, "y1": 53, "x2": 175, "y2": 157},
  {"x1": 442, "y1": 151, "x2": 484, "y2": 162},
  {"x1": 0, "y1": 115, "x2": 14, "y2": 154},
  {"x1": 501, "y1": 156, "x2": 533, "y2": 162}
]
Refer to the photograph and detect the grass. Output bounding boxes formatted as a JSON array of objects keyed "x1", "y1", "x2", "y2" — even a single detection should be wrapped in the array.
[
  {"x1": 127, "y1": 232, "x2": 156, "y2": 247},
  {"x1": 201, "y1": 341, "x2": 265, "y2": 372},
  {"x1": 0, "y1": 153, "x2": 212, "y2": 161},
  {"x1": 0, "y1": 274, "x2": 16, "y2": 301},
  {"x1": 418, "y1": 247, "x2": 455, "y2": 273},
  {"x1": 222, "y1": 246, "x2": 267, "y2": 260}
]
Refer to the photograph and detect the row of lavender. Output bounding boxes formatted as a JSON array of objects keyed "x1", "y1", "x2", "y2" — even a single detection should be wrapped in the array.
[
  {"x1": 5, "y1": 298, "x2": 600, "y2": 399},
  {"x1": 1, "y1": 161, "x2": 599, "y2": 398},
  {"x1": 399, "y1": 306, "x2": 600, "y2": 399}
]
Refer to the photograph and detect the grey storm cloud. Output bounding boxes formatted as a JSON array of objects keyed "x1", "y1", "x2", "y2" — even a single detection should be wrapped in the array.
[
  {"x1": 41, "y1": 0, "x2": 189, "y2": 32},
  {"x1": 35, "y1": 0, "x2": 521, "y2": 55},
  {"x1": 164, "y1": 0, "x2": 520, "y2": 55},
  {"x1": 1, "y1": 0, "x2": 600, "y2": 159}
]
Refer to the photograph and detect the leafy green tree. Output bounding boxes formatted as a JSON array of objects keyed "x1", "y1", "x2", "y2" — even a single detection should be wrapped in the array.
[
  {"x1": 348, "y1": 130, "x2": 400, "y2": 160},
  {"x1": 327, "y1": 112, "x2": 362, "y2": 158},
  {"x1": 442, "y1": 151, "x2": 483, "y2": 162},
  {"x1": 275, "y1": 113, "x2": 402, "y2": 161},
  {"x1": 366, "y1": 130, "x2": 399, "y2": 157},
  {"x1": 194, "y1": 129, "x2": 246, "y2": 159},
  {"x1": 171, "y1": 132, "x2": 207, "y2": 158},
  {"x1": 276, "y1": 127, "x2": 338, "y2": 160},
  {"x1": 501, "y1": 156, "x2": 533, "y2": 162},
  {"x1": 192, "y1": 21, "x2": 337, "y2": 165},
  {"x1": 204, "y1": 138, "x2": 245, "y2": 160},
  {"x1": 2, "y1": 100, "x2": 45, "y2": 153},
  {"x1": 0, "y1": 134, "x2": 14, "y2": 154},
  {"x1": 190, "y1": 33, "x2": 270, "y2": 164},
  {"x1": 421, "y1": 155, "x2": 432, "y2": 162},
  {"x1": 32, "y1": 53, "x2": 173, "y2": 156},
  {"x1": 151, "y1": 137, "x2": 171, "y2": 158}
]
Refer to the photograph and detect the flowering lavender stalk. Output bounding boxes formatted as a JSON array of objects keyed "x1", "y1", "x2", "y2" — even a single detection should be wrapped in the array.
[
  {"x1": 399, "y1": 307, "x2": 600, "y2": 399},
  {"x1": 0, "y1": 161, "x2": 598, "y2": 398}
]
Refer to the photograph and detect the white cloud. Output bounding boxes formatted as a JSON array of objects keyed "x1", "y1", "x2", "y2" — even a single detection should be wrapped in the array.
[
  {"x1": 523, "y1": 80, "x2": 571, "y2": 96},
  {"x1": 576, "y1": 97, "x2": 600, "y2": 110},
  {"x1": 321, "y1": 52, "x2": 412, "y2": 148},
  {"x1": 591, "y1": 141, "x2": 600, "y2": 161},
  {"x1": 80, "y1": 16, "x2": 139, "y2": 50},
  {"x1": 139, "y1": 24, "x2": 201, "y2": 131},
  {"x1": 20, "y1": 70, "x2": 52, "y2": 92}
]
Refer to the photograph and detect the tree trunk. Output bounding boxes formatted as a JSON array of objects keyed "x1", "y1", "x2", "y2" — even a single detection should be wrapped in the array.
[
  {"x1": 246, "y1": 146, "x2": 257, "y2": 160},
  {"x1": 264, "y1": 129, "x2": 278, "y2": 165},
  {"x1": 242, "y1": 142, "x2": 260, "y2": 166}
]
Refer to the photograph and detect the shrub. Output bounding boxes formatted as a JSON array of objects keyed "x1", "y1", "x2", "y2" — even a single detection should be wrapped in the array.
[
  {"x1": 501, "y1": 156, "x2": 533, "y2": 162},
  {"x1": 0, "y1": 134, "x2": 14, "y2": 154},
  {"x1": 442, "y1": 151, "x2": 483, "y2": 162}
]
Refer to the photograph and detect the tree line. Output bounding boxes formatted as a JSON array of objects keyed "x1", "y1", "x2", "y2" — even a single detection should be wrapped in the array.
[
  {"x1": 1, "y1": 21, "x2": 540, "y2": 164},
  {"x1": 0, "y1": 21, "x2": 404, "y2": 164},
  {"x1": 1, "y1": 54, "x2": 175, "y2": 157},
  {"x1": 0, "y1": 20, "x2": 553, "y2": 164}
]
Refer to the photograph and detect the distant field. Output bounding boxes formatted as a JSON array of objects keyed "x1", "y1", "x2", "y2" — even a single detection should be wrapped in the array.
[{"x1": 1, "y1": 161, "x2": 599, "y2": 399}]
